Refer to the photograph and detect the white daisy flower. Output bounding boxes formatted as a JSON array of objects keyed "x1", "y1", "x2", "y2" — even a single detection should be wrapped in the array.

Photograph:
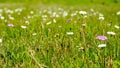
[
  {"x1": 46, "y1": 21, "x2": 52, "y2": 25},
  {"x1": 21, "y1": 26, "x2": 27, "y2": 29},
  {"x1": 0, "y1": 38, "x2": 2, "y2": 43},
  {"x1": 0, "y1": 16, "x2": 5, "y2": 20},
  {"x1": 30, "y1": 11, "x2": 34, "y2": 14},
  {"x1": 63, "y1": 11, "x2": 68, "y2": 17},
  {"x1": 15, "y1": 8, "x2": 23, "y2": 12},
  {"x1": 116, "y1": 11, "x2": 120, "y2": 15},
  {"x1": 25, "y1": 21, "x2": 30, "y2": 25},
  {"x1": 82, "y1": 23, "x2": 86, "y2": 27},
  {"x1": 53, "y1": 19, "x2": 56, "y2": 23},
  {"x1": 98, "y1": 44, "x2": 106, "y2": 48},
  {"x1": 9, "y1": 16, "x2": 14, "y2": 20},
  {"x1": 114, "y1": 25, "x2": 119, "y2": 29},
  {"x1": 66, "y1": 32, "x2": 74, "y2": 35},
  {"x1": 6, "y1": 9, "x2": 14, "y2": 14},
  {"x1": 99, "y1": 13, "x2": 104, "y2": 17},
  {"x1": 107, "y1": 31, "x2": 116, "y2": 35},
  {"x1": 99, "y1": 16, "x2": 104, "y2": 20},
  {"x1": 32, "y1": 33, "x2": 37, "y2": 36},
  {"x1": 79, "y1": 11, "x2": 87, "y2": 15}
]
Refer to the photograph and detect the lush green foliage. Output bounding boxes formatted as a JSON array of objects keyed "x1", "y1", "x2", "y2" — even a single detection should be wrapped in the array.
[{"x1": 0, "y1": 1, "x2": 120, "y2": 68}]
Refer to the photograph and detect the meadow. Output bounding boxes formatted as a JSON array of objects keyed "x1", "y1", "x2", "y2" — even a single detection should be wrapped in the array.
[{"x1": 0, "y1": 0, "x2": 120, "y2": 68}]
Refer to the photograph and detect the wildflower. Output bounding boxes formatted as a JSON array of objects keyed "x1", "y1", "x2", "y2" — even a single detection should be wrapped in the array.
[
  {"x1": 15, "y1": 8, "x2": 23, "y2": 12},
  {"x1": 78, "y1": 47, "x2": 84, "y2": 50},
  {"x1": 99, "y1": 13, "x2": 104, "y2": 17},
  {"x1": 79, "y1": 11, "x2": 87, "y2": 15},
  {"x1": 107, "y1": 24, "x2": 111, "y2": 26},
  {"x1": 0, "y1": 16, "x2": 5, "y2": 20},
  {"x1": 5, "y1": 9, "x2": 14, "y2": 14},
  {"x1": 63, "y1": 11, "x2": 68, "y2": 17},
  {"x1": 96, "y1": 36, "x2": 107, "y2": 40},
  {"x1": 58, "y1": 25, "x2": 62, "y2": 28},
  {"x1": 66, "y1": 19, "x2": 71, "y2": 23},
  {"x1": 56, "y1": 14, "x2": 60, "y2": 18},
  {"x1": 52, "y1": 12, "x2": 56, "y2": 17},
  {"x1": 9, "y1": 16, "x2": 14, "y2": 20},
  {"x1": 98, "y1": 13, "x2": 104, "y2": 20},
  {"x1": 46, "y1": 21, "x2": 52, "y2": 25},
  {"x1": 27, "y1": 16, "x2": 31, "y2": 19},
  {"x1": 42, "y1": 15, "x2": 47, "y2": 19},
  {"x1": 32, "y1": 33, "x2": 37, "y2": 36},
  {"x1": 71, "y1": 13, "x2": 77, "y2": 17},
  {"x1": 30, "y1": 11, "x2": 34, "y2": 14},
  {"x1": 8, "y1": 23, "x2": 14, "y2": 27},
  {"x1": 53, "y1": 19, "x2": 56, "y2": 23},
  {"x1": 0, "y1": 38, "x2": 2, "y2": 43},
  {"x1": 83, "y1": 15, "x2": 88, "y2": 18},
  {"x1": 107, "y1": 31, "x2": 116, "y2": 35},
  {"x1": 21, "y1": 26, "x2": 27, "y2": 29},
  {"x1": 114, "y1": 25, "x2": 119, "y2": 29},
  {"x1": 25, "y1": 21, "x2": 30, "y2": 25},
  {"x1": 66, "y1": 32, "x2": 74, "y2": 35},
  {"x1": 99, "y1": 16, "x2": 104, "y2": 20},
  {"x1": 82, "y1": 23, "x2": 86, "y2": 27},
  {"x1": 90, "y1": 8, "x2": 94, "y2": 12},
  {"x1": 98, "y1": 44, "x2": 106, "y2": 48},
  {"x1": 116, "y1": 11, "x2": 120, "y2": 15}
]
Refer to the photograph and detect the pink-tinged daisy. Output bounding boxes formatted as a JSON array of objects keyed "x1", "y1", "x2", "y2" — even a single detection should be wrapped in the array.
[
  {"x1": 96, "y1": 36, "x2": 107, "y2": 41},
  {"x1": 8, "y1": 23, "x2": 14, "y2": 27},
  {"x1": 98, "y1": 44, "x2": 106, "y2": 48}
]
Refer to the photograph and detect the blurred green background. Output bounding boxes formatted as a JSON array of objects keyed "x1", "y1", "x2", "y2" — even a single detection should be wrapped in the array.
[{"x1": 0, "y1": 0, "x2": 120, "y2": 5}]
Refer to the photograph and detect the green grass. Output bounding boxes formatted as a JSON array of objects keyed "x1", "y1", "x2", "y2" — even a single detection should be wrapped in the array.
[{"x1": 0, "y1": 1, "x2": 120, "y2": 68}]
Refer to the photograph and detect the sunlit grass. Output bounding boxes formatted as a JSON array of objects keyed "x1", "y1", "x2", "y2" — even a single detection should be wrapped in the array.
[{"x1": 0, "y1": 3, "x2": 120, "y2": 68}]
